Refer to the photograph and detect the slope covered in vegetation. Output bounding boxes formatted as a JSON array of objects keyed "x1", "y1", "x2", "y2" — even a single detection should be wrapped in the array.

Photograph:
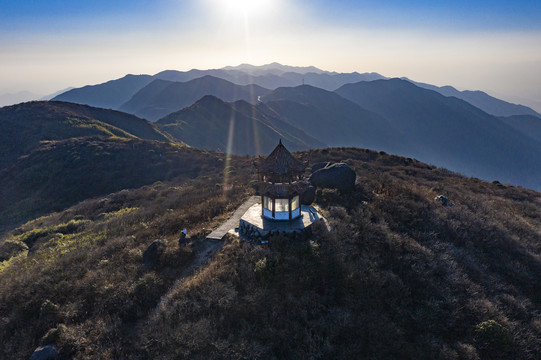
[
  {"x1": 0, "y1": 101, "x2": 171, "y2": 170},
  {"x1": 0, "y1": 137, "x2": 221, "y2": 231},
  {"x1": 1, "y1": 148, "x2": 540, "y2": 359}
]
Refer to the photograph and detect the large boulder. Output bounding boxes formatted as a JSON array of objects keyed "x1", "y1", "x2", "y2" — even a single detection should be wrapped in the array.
[
  {"x1": 142, "y1": 240, "x2": 166, "y2": 267},
  {"x1": 309, "y1": 163, "x2": 356, "y2": 192},
  {"x1": 300, "y1": 186, "x2": 316, "y2": 205},
  {"x1": 30, "y1": 345, "x2": 59, "y2": 360},
  {"x1": 311, "y1": 162, "x2": 331, "y2": 174}
]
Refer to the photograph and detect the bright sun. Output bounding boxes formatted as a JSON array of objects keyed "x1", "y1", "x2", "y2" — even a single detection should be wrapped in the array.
[{"x1": 223, "y1": 0, "x2": 271, "y2": 14}]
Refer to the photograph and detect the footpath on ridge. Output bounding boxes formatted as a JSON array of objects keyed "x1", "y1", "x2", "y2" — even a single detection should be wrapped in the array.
[
  {"x1": 153, "y1": 195, "x2": 259, "y2": 314},
  {"x1": 206, "y1": 195, "x2": 259, "y2": 241}
]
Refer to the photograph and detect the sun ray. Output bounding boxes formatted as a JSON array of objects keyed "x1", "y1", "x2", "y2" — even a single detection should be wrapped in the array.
[{"x1": 223, "y1": 109, "x2": 236, "y2": 192}]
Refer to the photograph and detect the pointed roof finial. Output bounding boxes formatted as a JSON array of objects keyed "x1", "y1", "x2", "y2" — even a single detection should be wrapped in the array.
[{"x1": 279, "y1": 138, "x2": 282, "y2": 145}]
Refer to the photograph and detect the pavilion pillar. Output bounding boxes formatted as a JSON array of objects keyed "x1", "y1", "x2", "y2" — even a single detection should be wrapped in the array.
[
  {"x1": 272, "y1": 198, "x2": 275, "y2": 218},
  {"x1": 261, "y1": 195, "x2": 264, "y2": 216},
  {"x1": 288, "y1": 197, "x2": 292, "y2": 220}
]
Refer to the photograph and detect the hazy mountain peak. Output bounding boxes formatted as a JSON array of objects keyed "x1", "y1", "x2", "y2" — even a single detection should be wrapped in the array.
[
  {"x1": 401, "y1": 77, "x2": 541, "y2": 117},
  {"x1": 0, "y1": 90, "x2": 41, "y2": 107},
  {"x1": 221, "y1": 62, "x2": 326, "y2": 75}
]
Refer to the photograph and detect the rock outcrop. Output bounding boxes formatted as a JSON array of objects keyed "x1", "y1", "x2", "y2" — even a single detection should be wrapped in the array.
[
  {"x1": 29, "y1": 345, "x2": 59, "y2": 360},
  {"x1": 300, "y1": 186, "x2": 316, "y2": 205},
  {"x1": 143, "y1": 240, "x2": 166, "y2": 267},
  {"x1": 309, "y1": 163, "x2": 356, "y2": 192}
]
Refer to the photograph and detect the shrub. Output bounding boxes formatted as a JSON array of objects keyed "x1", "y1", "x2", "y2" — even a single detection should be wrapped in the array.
[
  {"x1": 0, "y1": 239, "x2": 28, "y2": 261},
  {"x1": 474, "y1": 320, "x2": 514, "y2": 358}
]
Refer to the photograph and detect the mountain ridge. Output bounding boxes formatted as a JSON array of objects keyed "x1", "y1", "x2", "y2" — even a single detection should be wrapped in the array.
[
  {"x1": 261, "y1": 84, "x2": 410, "y2": 154},
  {"x1": 156, "y1": 95, "x2": 325, "y2": 154},
  {"x1": 0, "y1": 101, "x2": 171, "y2": 171},
  {"x1": 119, "y1": 75, "x2": 271, "y2": 121},
  {"x1": 48, "y1": 63, "x2": 539, "y2": 118},
  {"x1": 335, "y1": 78, "x2": 541, "y2": 190},
  {"x1": 404, "y1": 78, "x2": 541, "y2": 118}
]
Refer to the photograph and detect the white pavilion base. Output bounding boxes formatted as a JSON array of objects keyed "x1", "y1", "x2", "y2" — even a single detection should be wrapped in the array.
[{"x1": 238, "y1": 204, "x2": 326, "y2": 242}]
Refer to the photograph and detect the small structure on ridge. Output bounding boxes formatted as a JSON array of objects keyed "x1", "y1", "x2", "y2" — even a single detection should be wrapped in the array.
[
  {"x1": 235, "y1": 140, "x2": 328, "y2": 242},
  {"x1": 253, "y1": 140, "x2": 309, "y2": 221}
]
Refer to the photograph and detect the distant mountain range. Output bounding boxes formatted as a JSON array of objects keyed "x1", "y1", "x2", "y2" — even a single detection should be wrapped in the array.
[
  {"x1": 261, "y1": 85, "x2": 408, "y2": 154},
  {"x1": 335, "y1": 79, "x2": 541, "y2": 190},
  {"x1": 0, "y1": 91, "x2": 41, "y2": 107},
  {"x1": 52, "y1": 63, "x2": 540, "y2": 119},
  {"x1": 120, "y1": 76, "x2": 271, "y2": 121},
  {"x1": 2, "y1": 63, "x2": 541, "y2": 193},
  {"x1": 405, "y1": 78, "x2": 541, "y2": 117}
]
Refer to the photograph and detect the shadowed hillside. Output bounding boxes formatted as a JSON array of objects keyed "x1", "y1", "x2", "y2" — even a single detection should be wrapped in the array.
[
  {"x1": 499, "y1": 114, "x2": 541, "y2": 144},
  {"x1": 407, "y1": 79, "x2": 541, "y2": 117},
  {"x1": 157, "y1": 95, "x2": 325, "y2": 154},
  {"x1": 336, "y1": 79, "x2": 541, "y2": 191},
  {"x1": 119, "y1": 76, "x2": 271, "y2": 121},
  {"x1": 0, "y1": 101, "x2": 171, "y2": 170},
  {"x1": 262, "y1": 85, "x2": 410, "y2": 154},
  {"x1": 0, "y1": 137, "x2": 220, "y2": 230},
  {"x1": 1, "y1": 147, "x2": 540, "y2": 359}
]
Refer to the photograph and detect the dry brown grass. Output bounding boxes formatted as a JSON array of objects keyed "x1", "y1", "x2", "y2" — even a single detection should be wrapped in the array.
[{"x1": 1, "y1": 147, "x2": 540, "y2": 359}]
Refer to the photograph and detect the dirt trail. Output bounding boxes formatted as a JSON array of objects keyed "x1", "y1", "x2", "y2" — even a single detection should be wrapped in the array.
[{"x1": 152, "y1": 196, "x2": 259, "y2": 314}]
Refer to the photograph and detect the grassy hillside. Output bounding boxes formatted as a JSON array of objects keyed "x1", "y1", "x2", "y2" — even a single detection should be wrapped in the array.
[
  {"x1": 1, "y1": 148, "x2": 540, "y2": 359},
  {"x1": 0, "y1": 101, "x2": 172, "y2": 170},
  {"x1": 0, "y1": 137, "x2": 221, "y2": 230}
]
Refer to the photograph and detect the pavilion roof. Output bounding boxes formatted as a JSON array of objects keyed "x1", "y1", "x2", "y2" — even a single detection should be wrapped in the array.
[{"x1": 256, "y1": 140, "x2": 306, "y2": 180}]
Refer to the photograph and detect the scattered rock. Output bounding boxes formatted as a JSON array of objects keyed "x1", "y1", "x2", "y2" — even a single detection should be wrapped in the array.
[
  {"x1": 29, "y1": 345, "x2": 59, "y2": 360},
  {"x1": 434, "y1": 195, "x2": 455, "y2": 207},
  {"x1": 300, "y1": 186, "x2": 316, "y2": 205},
  {"x1": 309, "y1": 163, "x2": 356, "y2": 192},
  {"x1": 142, "y1": 240, "x2": 166, "y2": 267}
]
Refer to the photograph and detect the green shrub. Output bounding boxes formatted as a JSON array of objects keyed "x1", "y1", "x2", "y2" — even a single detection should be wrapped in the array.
[
  {"x1": 474, "y1": 320, "x2": 513, "y2": 357},
  {"x1": 254, "y1": 257, "x2": 275, "y2": 282}
]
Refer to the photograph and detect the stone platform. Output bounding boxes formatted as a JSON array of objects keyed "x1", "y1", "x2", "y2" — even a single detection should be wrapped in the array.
[{"x1": 237, "y1": 203, "x2": 327, "y2": 241}]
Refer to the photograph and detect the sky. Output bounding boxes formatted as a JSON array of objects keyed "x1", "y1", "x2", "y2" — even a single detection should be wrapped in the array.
[{"x1": 1, "y1": 0, "x2": 541, "y2": 111}]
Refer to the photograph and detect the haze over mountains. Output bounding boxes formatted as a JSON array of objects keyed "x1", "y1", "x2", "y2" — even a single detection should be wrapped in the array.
[
  {"x1": 120, "y1": 76, "x2": 271, "y2": 121},
  {"x1": 1, "y1": 62, "x2": 540, "y2": 194},
  {"x1": 53, "y1": 63, "x2": 540, "y2": 118},
  {"x1": 335, "y1": 79, "x2": 541, "y2": 190}
]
